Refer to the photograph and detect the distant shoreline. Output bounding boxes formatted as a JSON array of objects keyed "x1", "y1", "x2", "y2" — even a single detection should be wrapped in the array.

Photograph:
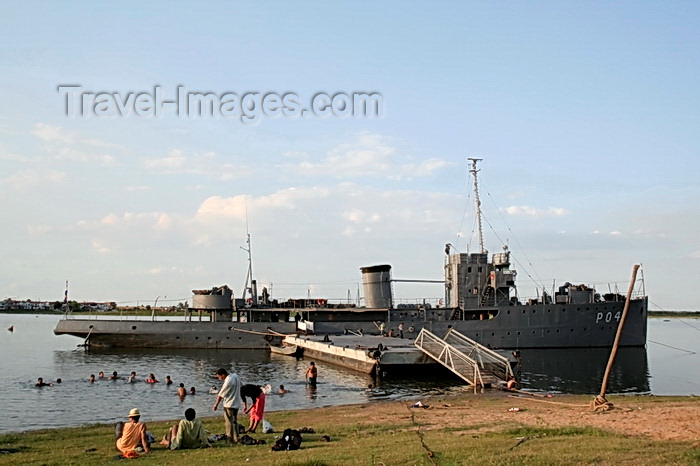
[{"x1": 2, "y1": 310, "x2": 698, "y2": 317}]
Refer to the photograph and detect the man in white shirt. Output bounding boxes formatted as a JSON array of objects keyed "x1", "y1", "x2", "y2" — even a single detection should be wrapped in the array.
[{"x1": 213, "y1": 367, "x2": 242, "y2": 444}]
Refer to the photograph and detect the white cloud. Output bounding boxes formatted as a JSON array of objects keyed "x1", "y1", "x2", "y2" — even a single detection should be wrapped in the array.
[
  {"x1": 196, "y1": 187, "x2": 331, "y2": 219},
  {"x1": 143, "y1": 149, "x2": 249, "y2": 180},
  {"x1": 33, "y1": 123, "x2": 118, "y2": 165},
  {"x1": 0, "y1": 169, "x2": 66, "y2": 190},
  {"x1": 504, "y1": 205, "x2": 568, "y2": 217},
  {"x1": 293, "y1": 133, "x2": 449, "y2": 179}
]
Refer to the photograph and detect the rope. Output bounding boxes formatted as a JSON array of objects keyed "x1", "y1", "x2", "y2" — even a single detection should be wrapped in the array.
[
  {"x1": 647, "y1": 339, "x2": 696, "y2": 355},
  {"x1": 507, "y1": 394, "x2": 588, "y2": 408},
  {"x1": 590, "y1": 395, "x2": 613, "y2": 411},
  {"x1": 678, "y1": 318, "x2": 700, "y2": 332},
  {"x1": 229, "y1": 327, "x2": 282, "y2": 336}
]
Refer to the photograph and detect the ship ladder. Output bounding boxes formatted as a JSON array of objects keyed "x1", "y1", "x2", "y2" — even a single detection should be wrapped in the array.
[
  {"x1": 413, "y1": 328, "x2": 513, "y2": 387},
  {"x1": 480, "y1": 284, "x2": 493, "y2": 306},
  {"x1": 78, "y1": 326, "x2": 93, "y2": 349}
]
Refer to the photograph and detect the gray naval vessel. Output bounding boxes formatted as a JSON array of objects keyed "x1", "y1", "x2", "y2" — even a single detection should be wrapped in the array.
[{"x1": 54, "y1": 160, "x2": 648, "y2": 350}]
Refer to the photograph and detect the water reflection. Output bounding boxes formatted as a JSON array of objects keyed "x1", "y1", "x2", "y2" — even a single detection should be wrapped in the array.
[{"x1": 517, "y1": 347, "x2": 650, "y2": 394}]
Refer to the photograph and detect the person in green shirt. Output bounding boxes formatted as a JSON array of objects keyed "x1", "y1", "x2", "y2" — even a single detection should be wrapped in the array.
[{"x1": 161, "y1": 408, "x2": 210, "y2": 450}]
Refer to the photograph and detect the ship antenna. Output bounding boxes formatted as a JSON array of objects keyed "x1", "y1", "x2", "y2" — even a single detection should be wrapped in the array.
[{"x1": 468, "y1": 157, "x2": 485, "y2": 254}]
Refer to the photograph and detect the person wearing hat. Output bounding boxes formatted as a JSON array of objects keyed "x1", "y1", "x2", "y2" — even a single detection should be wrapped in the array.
[{"x1": 115, "y1": 408, "x2": 150, "y2": 455}]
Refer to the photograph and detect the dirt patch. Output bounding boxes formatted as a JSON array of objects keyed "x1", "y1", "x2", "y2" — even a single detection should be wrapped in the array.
[{"x1": 346, "y1": 394, "x2": 700, "y2": 443}]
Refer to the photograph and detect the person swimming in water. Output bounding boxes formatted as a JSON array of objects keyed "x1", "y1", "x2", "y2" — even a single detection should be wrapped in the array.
[{"x1": 35, "y1": 377, "x2": 52, "y2": 387}]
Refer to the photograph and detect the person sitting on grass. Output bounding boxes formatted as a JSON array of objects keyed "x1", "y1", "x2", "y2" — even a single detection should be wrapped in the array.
[
  {"x1": 115, "y1": 408, "x2": 150, "y2": 456},
  {"x1": 160, "y1": 408, "x2": 210, "y2": 450}
]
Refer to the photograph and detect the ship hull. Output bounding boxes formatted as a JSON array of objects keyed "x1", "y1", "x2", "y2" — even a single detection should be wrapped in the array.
[{"x1": 54, "y1": 297, "x2": 647, "y2": 350}]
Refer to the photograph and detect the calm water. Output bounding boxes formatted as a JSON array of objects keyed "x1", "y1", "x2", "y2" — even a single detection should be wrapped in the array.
[{"x1": 1, "y1": 314, "x2": 698, "y2": 433}]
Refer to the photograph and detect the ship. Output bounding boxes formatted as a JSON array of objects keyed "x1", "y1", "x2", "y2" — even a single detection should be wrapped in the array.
[{"x1": 54, "y1": 159, "x2": 648, "y2": 350}]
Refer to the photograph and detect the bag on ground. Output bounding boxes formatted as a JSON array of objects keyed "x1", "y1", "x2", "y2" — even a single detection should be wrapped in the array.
[
  {"x1": 271, "y1": 428, "x2": 302, "y2": 451},
  {"x1": 262, "y1": 419, "x2": 274, "y2": 434}
]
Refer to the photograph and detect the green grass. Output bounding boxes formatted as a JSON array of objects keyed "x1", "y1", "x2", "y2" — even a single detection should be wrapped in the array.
[{"x1": 0, "y1": 397, "x2": 698, "y2": 465}]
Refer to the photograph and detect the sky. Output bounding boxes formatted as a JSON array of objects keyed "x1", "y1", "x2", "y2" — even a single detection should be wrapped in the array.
[{"x1": 0, "y1": 2, "x2": 698, "y2": 311}]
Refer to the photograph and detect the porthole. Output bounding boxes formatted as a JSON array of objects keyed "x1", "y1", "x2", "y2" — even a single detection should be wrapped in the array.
[
  {"x1": 89, "y1": 325, "x2": 94, "y2": 329},
  {"x1": 131, "y1": 326, "x2": 137, "y2": 330}
]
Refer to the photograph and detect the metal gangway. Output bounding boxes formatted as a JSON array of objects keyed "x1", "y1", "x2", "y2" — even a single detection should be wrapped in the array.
[{"x1": 414, "y1": 327, "x2": 514, "y2": 387}]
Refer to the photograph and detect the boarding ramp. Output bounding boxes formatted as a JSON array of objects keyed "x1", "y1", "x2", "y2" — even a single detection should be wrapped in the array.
[{"x1": 414, "y1": 328, "x2": 513, "y2": 387}]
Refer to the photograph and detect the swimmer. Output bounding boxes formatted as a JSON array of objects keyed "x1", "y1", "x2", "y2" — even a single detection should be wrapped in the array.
[
  {"x1": 89, "y1": 374, "x2": 95, "y2": 383},
  {"x1": 145, "y1": 373, "x2": 159, "y2": 383},
  {"x1": 35, "y1": 377, "x2": 52, "y2": 387},
  {"x1": 127, "y1": 372, "x2": 137, "y2": 383},
  {"x1": 278, "y1": 384, "x2": 288, "y2": 394},
  {"x1": 98, "y1": 371, "x2": 105, "y2": 379},
  {"x1": 208, "y1": 385, "x2": 218, "y2": 394},
  {"x1": 177, "y1": 383, "x2": 186, "y2": 397},
  {"x1": 165, "y1": 375, "x2": 173, "y2": 386},
  {"x1": 109, "y1": 371, "x2": 119, "y2": 380},
  {"x1": 190, "y1": 387, "x2": 196, "y2": 395}
]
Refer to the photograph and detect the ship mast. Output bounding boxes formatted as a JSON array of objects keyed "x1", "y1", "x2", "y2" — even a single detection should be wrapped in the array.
[
  {"x1": 468, "y1": 157, "x2": 486, "y2": 254},
  {"x1": 241, "y1": 231, "x2": 253, "y2": 302},
  {"x1": 241, "y1": 204, "x2": 255, "y2": 304}
]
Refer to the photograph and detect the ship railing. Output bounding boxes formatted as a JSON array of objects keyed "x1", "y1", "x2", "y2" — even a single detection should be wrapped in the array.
[
  {"x1": 442, "y1": 328, "x2": 514, "y2": 382},
  {"x1": 414, "y1": 328, "x2": 485, "y2": 387}
]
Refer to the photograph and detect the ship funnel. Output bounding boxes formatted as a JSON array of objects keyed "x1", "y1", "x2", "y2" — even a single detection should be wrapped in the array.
[{"x1": 360, "y1": 264, "x2": 393, "y2": 309}]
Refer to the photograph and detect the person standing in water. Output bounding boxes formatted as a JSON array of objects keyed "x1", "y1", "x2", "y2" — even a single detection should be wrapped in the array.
[{"x1": 305, "y1": 361, "x2": 318, "y2": 387}]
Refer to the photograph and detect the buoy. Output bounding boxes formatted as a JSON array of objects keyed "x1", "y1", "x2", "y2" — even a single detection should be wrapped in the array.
[{"x1": 7, "y1": 325, "x2": 13, "y2": 332}]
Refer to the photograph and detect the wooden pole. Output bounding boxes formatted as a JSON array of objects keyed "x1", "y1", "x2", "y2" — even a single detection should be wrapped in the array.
[{"x1": 593, "y1": 264, "x2": 640, "y2": 409}]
